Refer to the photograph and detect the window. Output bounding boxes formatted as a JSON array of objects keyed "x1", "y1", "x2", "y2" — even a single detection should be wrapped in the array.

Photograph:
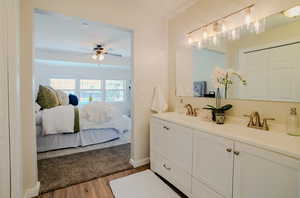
[
  {"x1": 80, "y1": 79, "x2": 101, "y2": 89},
  {"x1": 49, "y1": 79, "x2": 127, "y2": 105},
  {"x1": 79, "y1": 79, "x2": 103, "y2": 105},
  {"x1": 50, "y1": 78, "x2": 76, "y2": 94},
  {"x1": 105, "y1": 80, "x2": 125, "y2": 102}
]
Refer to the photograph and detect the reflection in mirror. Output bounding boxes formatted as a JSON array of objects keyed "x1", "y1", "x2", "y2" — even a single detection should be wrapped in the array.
[{"x1": 176, "y1": 10, "x2": 300, "y2": 102}]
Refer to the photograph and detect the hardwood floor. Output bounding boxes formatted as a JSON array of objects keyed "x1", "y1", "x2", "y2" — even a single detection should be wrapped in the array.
[{"x1": 37, "y1": 165, "x2": 149, "y2": 198}]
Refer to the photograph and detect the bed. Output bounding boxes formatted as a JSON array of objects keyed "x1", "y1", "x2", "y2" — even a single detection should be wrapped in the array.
[{"x1": 36, "y1": 102, "x2": 131, "y2": 152}]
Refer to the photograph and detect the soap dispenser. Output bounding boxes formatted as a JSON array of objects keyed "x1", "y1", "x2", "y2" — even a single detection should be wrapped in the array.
[{"x1": 287, "y1": 107, "x2": 300, "y2": 136}]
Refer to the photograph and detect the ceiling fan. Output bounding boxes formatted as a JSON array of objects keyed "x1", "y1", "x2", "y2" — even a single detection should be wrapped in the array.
[{"x1": 91, "y1": 44, "x2": 122, "y2": 61}]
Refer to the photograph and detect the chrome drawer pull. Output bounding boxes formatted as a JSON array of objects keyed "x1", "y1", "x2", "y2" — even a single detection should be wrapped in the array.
[{"x1": 163, "y1": 164, "x2": 171, "y2": 170}]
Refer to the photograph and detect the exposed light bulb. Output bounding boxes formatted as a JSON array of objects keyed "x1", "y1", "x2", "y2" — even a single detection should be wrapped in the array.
[
  {"x1": 187, "y1": 37, "x2": 193, "y2": 45},
  {"x1": 231, "y1": 29, "x2": 236, "y2": 40},
  {"x1": 198, "y1": 40, "x2": 202, "y2": 48},
  {"x1": 98, "y1": 54, "x2": 105, "y2": 61},
  {"x1": 245, "y1": 8, "x2": 252, "y2": 26},
  {"x1": 92, "y1": 54, "x2": 98, "y2": 60},
  {"x1": 254, "y1": 21, "x2": 260, "y2": 33},
  {"x1": 221, "y1": 22, "x2": 227, "y2": 33},
  {"x1": 212, "y1": 36, "x2": 217, "y2": 45},
  {"x1": 203, "y1": 30, "x2": 208, "y2": 40}
]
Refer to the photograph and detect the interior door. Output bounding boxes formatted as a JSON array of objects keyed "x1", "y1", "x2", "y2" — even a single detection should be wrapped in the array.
[{"x1": 0, "y1": 2, "x2": 11, "y2": 197}]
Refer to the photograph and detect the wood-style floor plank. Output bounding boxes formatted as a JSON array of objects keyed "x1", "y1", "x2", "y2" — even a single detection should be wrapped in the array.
[{"x1": 37, "y1": 165, "x2": 149, "y2": 198}]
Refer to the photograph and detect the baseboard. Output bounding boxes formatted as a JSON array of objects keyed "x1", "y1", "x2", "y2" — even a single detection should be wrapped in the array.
[
  {"x1": 129, "y1": 157, "x2": 150, "y2": 168},
  {"x1": 24, "y1": 181, "x2": 40, "y2": 198}
]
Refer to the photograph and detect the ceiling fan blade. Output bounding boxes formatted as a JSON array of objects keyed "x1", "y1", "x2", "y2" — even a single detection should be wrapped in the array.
[{"x1": 106, "y1": 52, "x2": 122, "y2": 57}]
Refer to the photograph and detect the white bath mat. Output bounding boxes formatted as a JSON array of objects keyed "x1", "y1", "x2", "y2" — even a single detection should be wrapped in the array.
[{"x1": 110, "y1": 170, "x2": 181, "y2": 198}]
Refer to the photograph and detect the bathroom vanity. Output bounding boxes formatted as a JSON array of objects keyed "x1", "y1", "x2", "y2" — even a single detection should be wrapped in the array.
[{"x1": 150, "y1": 112, "x2": 300, "y2": 198}]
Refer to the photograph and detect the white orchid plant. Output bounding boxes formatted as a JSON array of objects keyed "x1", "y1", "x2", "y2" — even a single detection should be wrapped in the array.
[{"x1": 212, "y1": 67, "x2": 246, "y2": 99}]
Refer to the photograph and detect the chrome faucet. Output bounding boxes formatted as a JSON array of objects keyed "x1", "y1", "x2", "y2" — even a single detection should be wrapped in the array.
[
  {"x1": 244, "y1": 111, "x2": 275, "y2": 131},
  {"x1": 184, "y1": 104, "x2": 199, "y2": 117}
]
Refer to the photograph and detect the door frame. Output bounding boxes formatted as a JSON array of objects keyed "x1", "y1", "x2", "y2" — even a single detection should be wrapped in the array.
[{"x1": 2, "y1": 0, "x2": 23, "y2": 197}]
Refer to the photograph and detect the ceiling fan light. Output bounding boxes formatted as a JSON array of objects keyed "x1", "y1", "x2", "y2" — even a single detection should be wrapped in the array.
[
  {"x1": 92, "y1": 54, "x2": 98, "y2": 60},
  {"x1": 99, "y1": 54, "x2": 105, "y2": 61}
]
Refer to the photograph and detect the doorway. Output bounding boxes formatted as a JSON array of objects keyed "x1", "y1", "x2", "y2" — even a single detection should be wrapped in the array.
[{"x1": 33, "y1": 9, "x2": 134, "y2": 193}]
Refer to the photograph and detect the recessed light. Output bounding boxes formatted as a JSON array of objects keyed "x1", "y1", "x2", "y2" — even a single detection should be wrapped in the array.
[{"x1": 283, "y1": 5, "x2": 300, "y2": 18}]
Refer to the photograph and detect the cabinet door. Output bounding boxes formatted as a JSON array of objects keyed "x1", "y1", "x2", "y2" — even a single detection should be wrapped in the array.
[
  {"x1": 192, "y1": 178, "x2": 224, "y2": 198},
  {"x1": 193, "y1": 132, "x2": 234, "y2": 198},
  {"x1": 168, "y1": 123, "x2": 193, "y2": 173},
  {"x1": 233, "y1": 142, "x2": 300, "y2": 198},
  {"x1": 150, "y1": 118, "x2": 170, "y2": 158}
]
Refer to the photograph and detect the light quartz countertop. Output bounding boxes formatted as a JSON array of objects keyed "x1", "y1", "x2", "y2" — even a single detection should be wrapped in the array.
[{"x1": 152, "y1": 112, "x2": 300, "y2": 160}]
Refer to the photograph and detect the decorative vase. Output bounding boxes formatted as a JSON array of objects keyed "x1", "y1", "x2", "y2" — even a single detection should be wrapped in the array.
[{"x1": 215, "y1": 111, "x2": 225, "y2": 124}]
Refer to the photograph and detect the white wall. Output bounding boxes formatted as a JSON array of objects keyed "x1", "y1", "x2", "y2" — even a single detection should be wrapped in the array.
[
  {"x1": 35, "y1": 62, "x2": 132, "y2": 114},
  {"x1": 21, "y1": 0, "x2": 168, "y2": 194}
]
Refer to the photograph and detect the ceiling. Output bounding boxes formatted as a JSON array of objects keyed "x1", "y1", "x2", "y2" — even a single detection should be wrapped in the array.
[
  {"x1": 34, "y1": 9, "x2": 133, "y2": 58},
  {"x1": 33, "y1": 0, "x2": 199, "y2": 66}
]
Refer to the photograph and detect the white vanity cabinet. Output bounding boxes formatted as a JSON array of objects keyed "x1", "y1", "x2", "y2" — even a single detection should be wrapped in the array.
[{"x1": 150, "y1": 116, "x2": 300, "y2": 198}]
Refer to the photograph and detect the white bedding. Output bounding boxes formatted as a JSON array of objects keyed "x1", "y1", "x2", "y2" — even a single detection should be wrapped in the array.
[
  {"x1": 38, "y1": 102, "x2": 126, "y2": 135},
  {"x1": 36, "y1": 112, "x2": 131, "y2": 135},
  {"x1": 42, "y1": 105, "x2": 75, "y2": 135}
]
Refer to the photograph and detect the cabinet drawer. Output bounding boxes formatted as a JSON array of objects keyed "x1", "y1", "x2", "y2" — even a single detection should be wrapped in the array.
[
  {"x1": 192, "y1": 178, "x2": 224, "y2": 198},
  {"x1": 150, "y1": 118, "x2": 193, "y2": 173},
  {"x1": 151, "y1": 150, "x2": 192, "y2": 196}
]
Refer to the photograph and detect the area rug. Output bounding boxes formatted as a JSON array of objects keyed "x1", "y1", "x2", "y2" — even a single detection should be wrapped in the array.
[
  {"x1": 110, "y1": 170, "x2": 181, "y2": 198},
  {"x1": 38, "y1": 143, "x2": 132, "y2": 193}
]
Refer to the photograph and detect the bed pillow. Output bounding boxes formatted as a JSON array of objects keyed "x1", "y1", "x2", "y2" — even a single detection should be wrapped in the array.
[
  {"x1": 69, "y1": 94, "x2": 79, "y2": 106},
  {"x1": 36, "y1": 85, "x2": 60, "y2": 109},
  {"x1": 55, "y1": 90, "x2": 69, "y2": 105}
]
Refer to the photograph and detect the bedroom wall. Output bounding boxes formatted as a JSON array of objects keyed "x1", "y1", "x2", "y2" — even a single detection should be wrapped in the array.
[
  {"x1": 168, "y1": 0, "x2": 300, "y2": 125},
  {"x1": 21, "y1": 0, "x2": 168, "y2": 194},
  {"x1": 35, "y1": 62, "x2": 132, "y2": 115}
]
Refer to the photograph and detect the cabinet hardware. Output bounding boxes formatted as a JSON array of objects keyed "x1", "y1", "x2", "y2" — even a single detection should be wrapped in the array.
[
  {"x1": 234, "y1": 151, "x2": 240, "y2": 156},
  {"x1": 163, "y1": 126, "x2": 170, "y2": 130},
  {"x1": 163, "y1": 164, "x2": 171, "y2": 170},
  {"x1": 226, "y1": 148, "x2": 232, "y2": 153}
]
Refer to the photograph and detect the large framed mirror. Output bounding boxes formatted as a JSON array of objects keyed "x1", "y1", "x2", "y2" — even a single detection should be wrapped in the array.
[{"x1": 176, "y1": 8, "x2": 300, "y2": 102}]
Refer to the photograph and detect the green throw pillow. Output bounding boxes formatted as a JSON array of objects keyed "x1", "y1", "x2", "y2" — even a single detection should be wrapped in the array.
[{"x1": 36, "y1": 85, "x2": 60, "y2": 109}]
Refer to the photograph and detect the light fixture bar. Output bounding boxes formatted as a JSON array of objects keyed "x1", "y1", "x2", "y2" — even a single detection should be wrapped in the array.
[{"x1": 186, "y1": 4, "x2": 255, "y2": 36}]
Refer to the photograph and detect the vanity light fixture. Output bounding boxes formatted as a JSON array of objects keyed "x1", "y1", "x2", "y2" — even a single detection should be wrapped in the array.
[
  {"x1": 283, "y1": 5, "x2": 300, "y2": 18},
  {"x1": 186, "y1": 4, "x2": 255, "y2": 46}
]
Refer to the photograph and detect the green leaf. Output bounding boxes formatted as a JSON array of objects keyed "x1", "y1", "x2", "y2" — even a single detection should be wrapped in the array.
[
  {"x1": 220, "y1": 104, "x2": 232, "y2": 111},
  {"x1": 206, "y1": 105, "x2": 216, "y2": 109}
]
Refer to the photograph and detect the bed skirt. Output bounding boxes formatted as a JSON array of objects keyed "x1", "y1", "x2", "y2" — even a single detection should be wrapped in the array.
[{"x1": 37, "y1": 127, "x2": 120, "y2": 152}]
